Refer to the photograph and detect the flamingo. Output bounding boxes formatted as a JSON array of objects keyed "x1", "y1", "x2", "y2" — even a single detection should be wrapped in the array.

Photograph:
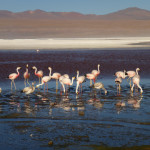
[
  {"x1": 59, "y1": 74, "x2": 69, "y2": 92},
  {"x1": 9, "y1": 67, "x2": 21, "y2": 90},
  {"x1": 86, "y1": 73, "x2": 96, "y2": 86},
  {"x1": 36, "y1": 67, "x2": 52, "y2": 92},
  {"x1": 22, "y1": 82, "x2": 35, "y2": 95},
  {"x1": 0, "y1": 88, "x2": 1, "y2": 93},
  {"x1": 115, "y1": 77, "x2": 122, "y2": 95},
  {"x1": 126, "y1": 68, "x2": 140, "y2": 87},
  {"x1": 51, "y1": 71, "x2": 61, "y2": 91},
  {"x1": 92, "y1": 82, "x2": 107, "y2": 95},
  {"x1": 32, "y1": 66, "x2": 43, "y2": 84},
  {"x1": 61, "y1": 77, "x2": 75, "y2": 94},
  {"x1": 76, "y1": 70, "x2": 86, "y2": 94},
  {"x1": 23, "y1": 64, "x2": 30, "y2": 87},
  {"x1": 131, "y1": 73, "x2": 143, "y2": 94},
  {"x1": 115, "y1": 70, "x2": 127, "y2": 79},
  {"x1": 92, "y1": 64, "x2": 100, "y2": 80}
]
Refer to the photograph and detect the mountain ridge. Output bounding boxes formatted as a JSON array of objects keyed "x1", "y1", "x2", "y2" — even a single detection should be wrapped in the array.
[{"x1": 0, "y1": 7, "x2": 150, "y2": 20}]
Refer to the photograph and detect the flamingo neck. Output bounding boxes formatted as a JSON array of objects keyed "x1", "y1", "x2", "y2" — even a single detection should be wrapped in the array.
[
  {"x1": 77, "y1": 71, "x2": 79, "y2": 79},
  {"x1": 98, "y1": 65, "x2": 100, "y2": 72},
  {"x1": 71, "y1": 78, "x2": 75, "y2": 85},
  {"x1": 26, "y1": 67, "x2": 28, "y2": 73},
  {"x1": 49, "y1": 68, "x2": 52, "y2": 77},
  {"x1": 34, "y1": 67, "x2": 37, "y2": 75},
  {"x1": 16, "y1": 68, "x2": 20, "y2": 76},
  {"x1": 136, "y1": 69, "x2": 139, "y2": 75}
]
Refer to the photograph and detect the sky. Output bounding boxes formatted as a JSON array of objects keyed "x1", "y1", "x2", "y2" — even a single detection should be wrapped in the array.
[{"x1": 0, "y1": 0, "x2": 150, "y2": 15}]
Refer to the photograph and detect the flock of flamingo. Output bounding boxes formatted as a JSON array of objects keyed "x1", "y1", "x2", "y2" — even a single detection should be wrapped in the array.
[{"x1": 0, "y1": 64, "x2": 143, "y2": 95}]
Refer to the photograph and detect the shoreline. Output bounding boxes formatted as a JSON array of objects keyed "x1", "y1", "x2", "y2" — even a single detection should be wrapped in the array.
[{"x1": 0, "y1": 37, "x2": 150, "y2": 50}]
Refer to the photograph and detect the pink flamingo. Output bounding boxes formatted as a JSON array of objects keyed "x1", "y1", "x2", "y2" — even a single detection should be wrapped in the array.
[
  {"x1": 92, "y1": 64, "x2": 100, "y2": 80},
  {"x1": 9, "y1": 67, "x2": 21, "y2": 90},
  {"x1": 51, "y1": 70, "x2": 61, "y2": 91},
  {"x1": 61, "y1": 77, "x2": 75, "y2": 94},
  {"x1": 115, "y1": 70, "x2": 127, "y2": 79},
  {"x1": 36, "y1": 67, "x2": 52, "y2": 92},
  {"x1": 86, "y1": 73, "x2": 96, "y2": 86},
  {"x1": 59, "y1": 74, "x2": 69, "y2": 92},
  {"x1": 126, "y1": 68, "x2": 140, "y2": 87},
  {"x1": 23, "y1": 64, "x2": 30, "y2": 87},
  {"x1": 32, "y1": 66, "x2": 43, "y2": 84},
  {"x1": 76, "y1": 70, "x2": 86, "y2": 94},
  {"x1": 131, "y1": 73, "x2": 143, "y2": 94}
]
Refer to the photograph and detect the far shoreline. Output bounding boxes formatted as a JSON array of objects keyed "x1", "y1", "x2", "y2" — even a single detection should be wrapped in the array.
[{"x1": 0, "y1": 37, "x2": 150, "y2": 50}]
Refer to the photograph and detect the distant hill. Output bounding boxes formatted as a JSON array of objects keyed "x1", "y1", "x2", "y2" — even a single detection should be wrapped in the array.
[
  {"x1": 0, "y1": 7, "x2": 150, "y2": 39},
  {"x1": 0, "y1": 7, "x2": 150, "y2": 20}
]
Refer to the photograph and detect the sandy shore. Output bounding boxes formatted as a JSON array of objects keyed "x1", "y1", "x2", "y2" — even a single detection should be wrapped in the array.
[{"x1": 0, "y1": 37, "x2": 150, "y2": 50}]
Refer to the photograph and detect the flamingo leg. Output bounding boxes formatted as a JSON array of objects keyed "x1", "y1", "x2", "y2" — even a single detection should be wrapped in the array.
[
  {"x1": 62, "y1": 83, "x2": 65, "y2": 94},
  {"x1": 44, "y1": 83, "x2": 46, "y2": 92},
  {"x1": 11, "y1": 80, "x2": 13, "y2": 90},
  {"x1": 56, "y1": 80, "x2": 58, "y2": 93},
  {"x1": 13, "y1": 80, "x2": 16, "y2": 90},
  {"x1": 117, "y1": 85, "x2": 118, "y2": 95},
  {"x1": 27, "y1": 78, "x2": 30, "y2": 86},
  {"x1": 119, "y1": 84, "x2": 121, "y2": 94},
  {"x1": 41, "y1": 77, "x2": 43, "y2": 88},
  {"x1": 81, "y1": 84, "x2": 83, "y2": 94},
  {"x1": 90, "y1": 79, "x2": 92, "y2": 86},
  {"x1": 93, "y1": 78, "x2": 95, "y2": 83},
  {"x1": 131, "y1": 83, "x2": 135, "y2": 93},
  {"x1": 129, "y1": 79, "x2": 131, "y2": 88},
  {"x1": 60, "y1": 85, "x2": 62, "y2": 95},
  {"x1": 47, "y1": 83, "x2": 48, "y2": 92},
  {"x1": 137, "y1": 84, "x2": 143, "y2": 94},
  {"x1": 39, "y1": 77, "x2": 40, "y2": 84},
  {"x1": 76, "y1": 82, "x2": 79, "y2": 94},
  {"x1": 24, "y1": 79, "x2": 26, "y2": 87}
]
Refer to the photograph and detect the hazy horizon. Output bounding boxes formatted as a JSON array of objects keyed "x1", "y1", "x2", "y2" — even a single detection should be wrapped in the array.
[{"x1": 1, "y1": 0, "x2": 150, "y2": 15}]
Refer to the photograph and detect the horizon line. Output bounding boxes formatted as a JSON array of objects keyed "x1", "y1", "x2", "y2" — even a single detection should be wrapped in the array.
[{"x1": 0, "y1": 7, "x2": 149, "y2": 15}]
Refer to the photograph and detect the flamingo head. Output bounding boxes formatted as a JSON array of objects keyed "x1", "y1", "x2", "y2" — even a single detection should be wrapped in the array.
[
  {"x1": 26, "y1": 64, "x2": 28, "y2": 68},
  {"x1": 32, "y1": 82, "x2": 36, "y2": 86},
  {"x1": 98, "y1": 64, "x2": 100, "y2": 67},
  {"x1": 136, "y1": 68, "x2": 140, "y2": 71},
  {"x1": 48, "y1": 67, "x2": 52, "y2": 70},
  {"x1": 17, "y1": 67, "x2": 21, "y2": 70}
]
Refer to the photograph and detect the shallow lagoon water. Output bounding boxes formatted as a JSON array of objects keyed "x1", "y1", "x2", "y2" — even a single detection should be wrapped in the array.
[{"x1": 0, "y1": 49, "x2": 150, "y2": 149}]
